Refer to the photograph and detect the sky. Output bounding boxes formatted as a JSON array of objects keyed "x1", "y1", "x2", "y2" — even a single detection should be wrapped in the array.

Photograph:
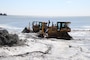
[{"x1": 0, "y1": 0, "x2": 90, "y2": 16}]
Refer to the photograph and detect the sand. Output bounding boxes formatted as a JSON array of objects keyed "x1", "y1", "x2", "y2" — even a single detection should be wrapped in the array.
[{"x1": 0, "y1": 30, "x2": 90, "y2": 60}]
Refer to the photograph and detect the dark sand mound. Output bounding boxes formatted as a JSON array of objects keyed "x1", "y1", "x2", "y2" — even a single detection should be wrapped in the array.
[{"x1": 0, "y1": 28, "x2": 19, "y2": 46}]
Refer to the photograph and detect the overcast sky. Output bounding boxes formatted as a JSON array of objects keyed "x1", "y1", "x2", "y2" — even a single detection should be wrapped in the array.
[{"x1": 0, "y1": 0, "x2": 90, "y2": 16}]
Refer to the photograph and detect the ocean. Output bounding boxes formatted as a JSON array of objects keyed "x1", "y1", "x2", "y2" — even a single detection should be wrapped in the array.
[{"x1": 0, "y1": 15, "x2": 90, "y2": 32}]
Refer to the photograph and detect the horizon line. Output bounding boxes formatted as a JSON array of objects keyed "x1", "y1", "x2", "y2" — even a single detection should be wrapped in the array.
[{"x1": 7, "y1": 14, "x2": 90, "y2": 17}]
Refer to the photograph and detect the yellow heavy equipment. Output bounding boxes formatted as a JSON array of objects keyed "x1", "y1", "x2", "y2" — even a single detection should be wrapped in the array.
[
  {"x1": 38, "y1": 22, "x2": 72, "y2": 40},
  {"x1": 32, "y1": 21, "x2": 48, "y2": 33},
  {"x1": 32, "y1": 21, "x2": 40, "y2": 32},
  {"x1": 22, "y1": 20, "x2": 72, "y2": 40}
]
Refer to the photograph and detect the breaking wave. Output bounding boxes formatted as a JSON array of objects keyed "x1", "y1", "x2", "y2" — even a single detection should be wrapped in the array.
[
  {"x1": 0, "y1": 24, "x2": 23, "y2": 32},
  {"x1": 82, "y1": 26, "x2": 90, "y2": 29},
  {"x1": 71, "y1": 26, "x2": 90, "y2": 31}
]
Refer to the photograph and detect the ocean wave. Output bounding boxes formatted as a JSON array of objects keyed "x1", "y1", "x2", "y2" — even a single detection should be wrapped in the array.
[
  {"x1": 71, "y1": 26, "x2": 90, "y2": 31},
  {"x1": 82, "y1": 26, "x2": 90, "y2": 28},
  {"x1": 0, "y1": 24, "x2": 23, "y2": 32}
]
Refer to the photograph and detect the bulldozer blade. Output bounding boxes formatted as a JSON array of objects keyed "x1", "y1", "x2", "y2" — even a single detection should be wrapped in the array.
[{"x1": 57, "y1": 32, "x2": 72, "y2": 40}]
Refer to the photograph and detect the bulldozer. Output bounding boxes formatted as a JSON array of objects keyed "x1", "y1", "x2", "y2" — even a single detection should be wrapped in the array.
[
  {"x1": 38, "y1": 21, "x2": 72, "y2": 40},
  {"x1": 22, "y1": 21, "x2": 49, "y2": 33}
]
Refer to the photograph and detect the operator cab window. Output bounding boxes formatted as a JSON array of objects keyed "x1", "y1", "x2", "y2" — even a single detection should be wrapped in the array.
[
  {"x1": 39, "y1": 22, "x2": 42, "y2": 29},
  {"x1": 57, "y1": 22, "x2": 61, "y2": 31}
]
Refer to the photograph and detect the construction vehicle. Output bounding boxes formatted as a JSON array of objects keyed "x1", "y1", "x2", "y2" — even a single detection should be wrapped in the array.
[
  {"x1": 38, "y1": 22, "x2": 72, "y2": 40},
  {"x1": 32, "y1": 21, "x2": 48, "y2": 33}
]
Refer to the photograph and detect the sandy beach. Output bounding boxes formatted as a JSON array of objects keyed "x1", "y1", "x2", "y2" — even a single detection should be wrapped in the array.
[
  {"x1": 0, "y1": 30, "x2": 90, "y2": 60},
  {"x1": 0, "y1": 0, "x2": 90, "y2": 59}
]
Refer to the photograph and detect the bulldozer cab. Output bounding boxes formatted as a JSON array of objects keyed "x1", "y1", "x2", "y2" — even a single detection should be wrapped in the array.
[
  {"x1": 32, "y1": 21, "x2": 40, "y2": 32},
  {"x1": 39, "y1": 22, "x2": 42, "y2": 30},
  {"x1": 57, "y1": 22, "x2": 71, "y2": 32},
  {"x1": 37, "y1": 22, "x2": 48, "y2": 38},
  {"x1": 32, "y1": 21, "x2": 47, "y2": 32}
]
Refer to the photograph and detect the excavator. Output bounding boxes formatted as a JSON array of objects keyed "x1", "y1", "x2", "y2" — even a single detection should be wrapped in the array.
[{"x1": 38, "y1": 21, "x2": 72, "y2": 40}]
